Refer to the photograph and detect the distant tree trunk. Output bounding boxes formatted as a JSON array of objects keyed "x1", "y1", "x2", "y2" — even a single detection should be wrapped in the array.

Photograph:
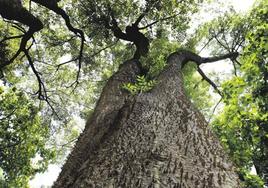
[{"x1": 53, "y1": 50, "x2": 240, "y2": 188}]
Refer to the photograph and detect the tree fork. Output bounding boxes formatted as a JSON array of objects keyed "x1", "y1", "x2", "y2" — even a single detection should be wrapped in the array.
[{"x1": 54, "y1": 50, "x2": 240, "y2": 187}]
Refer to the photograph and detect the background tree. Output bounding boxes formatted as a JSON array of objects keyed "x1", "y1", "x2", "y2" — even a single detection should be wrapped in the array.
[{"x1": 208, "y1": 1, "x2": 268, "y2": 187}]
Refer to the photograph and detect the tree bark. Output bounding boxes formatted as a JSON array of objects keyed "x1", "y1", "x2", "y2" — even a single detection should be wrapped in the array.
[{"x1": 53, "y1": 50, "x2": 240, "y2": 188}]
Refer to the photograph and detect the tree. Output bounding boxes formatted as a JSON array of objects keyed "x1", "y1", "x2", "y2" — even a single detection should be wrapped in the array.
[
  {"x1": 0, "y1": 0, "x2": 265, "y2": 187},
  {"x1": 53, "y1": 50, "x2": 241, "y2": 187}
]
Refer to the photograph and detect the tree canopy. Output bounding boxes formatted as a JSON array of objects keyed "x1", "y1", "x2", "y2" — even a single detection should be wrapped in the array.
[{"x1": 0, "y1": 0, "x2": 267, "y2": 187}]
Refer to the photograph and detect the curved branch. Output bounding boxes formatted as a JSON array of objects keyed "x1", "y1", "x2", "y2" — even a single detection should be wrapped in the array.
[
  {"x1": 200, "y1": 52, "x2": 239, "y2": 65},
  {"x1": 170, "y1": 50, "x2": 239, "y2": 68},
  {"x1": 32, "y1": 0, "x2": 85, "y2": 84},
  {"x1": 167, "y1": 50, "x2": 239, "y2": 97},
  {"x1": 0, "y1": 1, "x2": 43, "y2": 69}
]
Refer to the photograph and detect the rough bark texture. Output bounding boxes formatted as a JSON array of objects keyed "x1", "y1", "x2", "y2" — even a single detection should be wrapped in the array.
[{"x1": 54, "y1": 51, "x2": 240, "y2": 188}]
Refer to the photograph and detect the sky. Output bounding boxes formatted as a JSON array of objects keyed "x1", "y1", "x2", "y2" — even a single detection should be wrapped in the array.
[{"x1": 29, "y1": 0, "x2": 256, "y2": 187}]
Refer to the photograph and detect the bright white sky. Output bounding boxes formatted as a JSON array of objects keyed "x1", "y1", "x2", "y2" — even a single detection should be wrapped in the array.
[{"x1": 29, "y1": 0, "x2": 255, "y2": 187}]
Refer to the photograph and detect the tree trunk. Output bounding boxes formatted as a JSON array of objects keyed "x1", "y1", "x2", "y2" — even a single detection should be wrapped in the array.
[{"x1": 53, "y1": 50, "x2": 240, "y2": 188}]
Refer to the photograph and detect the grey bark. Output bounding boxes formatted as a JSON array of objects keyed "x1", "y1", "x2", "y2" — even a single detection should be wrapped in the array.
[{"x1": 53, "y1": 50, "x2": 240, "y2": 188}]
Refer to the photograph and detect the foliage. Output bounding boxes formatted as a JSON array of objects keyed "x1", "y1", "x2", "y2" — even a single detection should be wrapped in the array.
[
  {"x1": 0, "y1": 0, "x2": 205, "y2": 185},
  {"x1": 122, "y1": 75, "x2": 157, "y2": 95},
  {"x1": 122, "y1": 38, "x2": 213, "y2": 115},
  {"x1": 240, "y1": 168, "x2": 265, "y2": 188},
  {"x1": 211, "y1": 0, "x2": 268, "y2": 186},
  {"x1": 0, "y1": 86, "x2": 56, "y2": 187},
  {"x1": 1, "y1": 0, "x2": 266, "y2": 187}
]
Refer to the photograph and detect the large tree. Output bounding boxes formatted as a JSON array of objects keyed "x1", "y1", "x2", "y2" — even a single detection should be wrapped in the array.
[
  {"x1": 53, "y1": 50, "x2": 241, "y2": 187},
  {"x1": 0, "y1": 0, "x2": 265, "y2": 187}
]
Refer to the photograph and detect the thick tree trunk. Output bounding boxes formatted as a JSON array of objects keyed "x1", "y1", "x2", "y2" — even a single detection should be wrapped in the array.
[{"x1": 54, "y1": 50, "x2": 240, "y2": 188}]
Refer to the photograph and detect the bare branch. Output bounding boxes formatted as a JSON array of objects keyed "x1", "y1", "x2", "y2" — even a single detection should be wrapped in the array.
[
  {"x1": 200, "y1": 52, "x2": 239, "y2": 64},
  {"x1": 197, "y1": 66, "x2": 222, "y2": 96},
  {"x1": 0, "y1": 35, "x2": 24, "y2": 44},
  {"x1": 24, "y1": 49, "x2": 45, "y2": 99},
  {"x1": 232, "y1": 61, "x2": 238, "y2": 76},
  {"x1": 89, "y1": 39, "x2": 119, "y2": 57},
  {"x1": 24, "y1": 49, "x2": 60, "y2": 118},
  {"x1": 56, "y1": 58, "x2": 78, "y2": 71},
  {"x1": 171, "y1": 50, "x2": 239, "y2": 97},
  {"x1": 139, "y1": 13, "x2": 180, "y2": 30},
  {"x1": 208, "y1": 98, "x2": 222, "y2": 123}
]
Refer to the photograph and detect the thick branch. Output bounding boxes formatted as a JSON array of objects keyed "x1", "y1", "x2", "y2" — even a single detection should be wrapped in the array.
[
  {"x1": 0, "y1": 0, "x2": 43, "y2": 69},
  {"x1": 167, "y1": 50, "x2": 239, "y2": 97},
  {"x1": 200, "y1": 52, "x2": 239, "y2": 65},
  {"x1": 171, "y1": 50, "x2": 239, "y2": 68},
  {"x1": 108, "y1": 9, "x2": 149, "y2": 60}
]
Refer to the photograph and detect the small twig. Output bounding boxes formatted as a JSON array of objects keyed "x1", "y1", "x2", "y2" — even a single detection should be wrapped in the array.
[
  {"x1": 208, "y1": 98, "x2": 222, "y2": 123},
  {"x1": 89, "y1": 39, "x2": 119, "y2": 57},
  {"x1": 59, "y1": 137, "x2": 78, "y2": 148},
  {"x1": 48, "y1": 36, "x2": 76, "y2": 47},
  {"x1": 232, "y1": 60, "x2": 238, "y2": 76},
  {"x1": 214, "y1": 35, "x2": 230, "y2": 52},
  {"x1": 0, "y1": 109, "x2": 16, "y2": 121},
  {"x1": 198, "y1": 37, "x2": 214, "y2": 54},
  {"x1": 139, "y1": 13, "x2": 181, "y2": 30},
  {"x1": 55, "y1": 58, "x2": 78, "y2": 71},
  {"x1": 222, "y1": 32, "x2": 231, "y2": 51}
]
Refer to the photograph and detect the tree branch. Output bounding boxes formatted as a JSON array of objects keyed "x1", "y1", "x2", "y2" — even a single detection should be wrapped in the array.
[
  {"x1": 197, "y1": 66, "x2": 222, "y2": 96},
  {"x1": 208, "y1": 98, "x2": 222, "y2": 123},
  {"x1": 24, "y1": 49, "x2": 59, "y2": 118},
  {"x1": 32, "y1": 0, "x2": 85, "y2": 85},
  {"x1": 170, "y1": 50, "x2": 239, "y2": 97},
  {"x1": 0, "y1": 1, "x2": 43, "y2": 69},
  {"x1": 0, "y1": 35, "x2": 24, "y2": 44},
  {"x1": 139, "y1": 13, "x2": 180, "y2": 30},
  {"x1": 200, "y1": 52, "x2": 239, "y2": 64}
]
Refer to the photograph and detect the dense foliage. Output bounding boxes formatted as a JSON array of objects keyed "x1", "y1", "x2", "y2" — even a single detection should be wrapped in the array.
[
  {"x1": 211, "y1": 1, "x2": 268, "y2": 187},
  {"x1": 0, "y1": 86, "x2": 55, "y2": 187},
  {"x1": 0, "y1": 0, "x2": 267, "y2": 187}
]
